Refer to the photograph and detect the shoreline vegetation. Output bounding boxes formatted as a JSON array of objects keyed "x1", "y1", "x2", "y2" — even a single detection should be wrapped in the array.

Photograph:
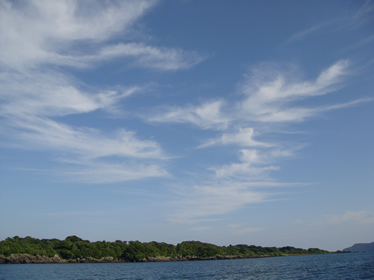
[{"x1": 0, "y1": 235, "x2": 330, "y2": 264}]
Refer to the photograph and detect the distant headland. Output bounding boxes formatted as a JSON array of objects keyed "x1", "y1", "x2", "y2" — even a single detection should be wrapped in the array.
[
  {"x1": 343, "y1": 242, "x2": 374, "y2": 252},
  {"x1": 0, "y1": 235, "x2": 330, "y2": 264}
]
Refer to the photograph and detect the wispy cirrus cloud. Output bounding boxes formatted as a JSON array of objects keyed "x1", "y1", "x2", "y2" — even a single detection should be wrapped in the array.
[
  {"x1": 352, "y1": 0, "x2": 374, "y2": 19},
  {"x1": 4, "y1": 118, "x2": 164, "y2": 160},
  {"x1": 0, "y1": 0, "x2": 207, "y2": 182},
  {"x1": 0, "y1": 70, "x2": 163, "y2": 160},
  {"x1": 209, "y1": 146, "x2": 297, "y2": 180},
  {"x1": 0, "y1": 0, "x2": 204, "y2": 71},
  {"x1": 297, "y1": 210, "x2": 374, "y2": 228},
  {"x1": 281, "y1": 1, "x2": 374, "y2": 47},
  {"x1": 149, "y1": 60, "x2": 354, "y2": 127},
  {"x1": 212, "y1": 162, "x2": 279, "y2": 180},
  {"x1": 0, "y1": 72, "x2": 168, "y2": 181},
  {"x1": 96, "y1": 43, "x2": 205, "y2": 70},
  {"x1": 199, "y1": 127, "x2": 272, "y2": 148},
  {"x1": 23, "y1": 42, "x2": 205, "y2": 70},
  {"x1": 153, "y1": 60, "x2": 372, "y2": 222},
  {"x1": 150, "y1": 100, "x2": 229, "y2": 130},
  {"x1": 325, "y1": 211, "x2": 374, "y2": 225},
  {"x1": 285, "y1": 21, "x2": 334, "y2": 44},
  {"x1": 1, "y1": 0, "x2": 372, "y2": 226},
  {"x1": 238, "y1": 60, "x2": 349, "y2": 123},
  {"x1": 170, "y1": 182, "x2": 270, "y2": 222},
  {"x1": 65, "y1": 161, "x2": 169, "y2": 184},
  {"x1": 0, "y1": 70, "x2": 137, "y2": 118},
  {"x1": 0, "y1": 0, "x2": 154, "y2": 69},
  {"x1": 169, "y1": 178, "x2": 305, "y2": 223}
]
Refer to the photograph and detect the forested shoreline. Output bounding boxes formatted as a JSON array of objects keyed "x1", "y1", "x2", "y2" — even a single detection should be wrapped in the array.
[{"x1": 0, "y1": 235, "x2": 330, "y2": 264}]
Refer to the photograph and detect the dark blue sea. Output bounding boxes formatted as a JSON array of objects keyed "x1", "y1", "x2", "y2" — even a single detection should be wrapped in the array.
[{"x1": 0, "y1": 252, "x2": 373, "y2": 279}]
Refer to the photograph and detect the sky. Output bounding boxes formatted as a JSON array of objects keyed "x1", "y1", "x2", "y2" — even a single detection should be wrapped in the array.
[{"x1": 0, "y1": 0, "x2": 373, "y2": 252}]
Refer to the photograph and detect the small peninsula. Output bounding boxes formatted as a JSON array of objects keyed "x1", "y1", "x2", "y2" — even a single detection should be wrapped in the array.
[
  {"x1": 0, "y1": 235, "x2": 330, "y2": 264},
  {"x1": 343, "y1": 242, "x2": 374, "y2": 252}
]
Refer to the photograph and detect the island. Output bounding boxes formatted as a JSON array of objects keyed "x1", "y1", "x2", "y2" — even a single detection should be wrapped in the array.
[{"x1": 0, "y1": 235, "x2": 330, "y2": 264}]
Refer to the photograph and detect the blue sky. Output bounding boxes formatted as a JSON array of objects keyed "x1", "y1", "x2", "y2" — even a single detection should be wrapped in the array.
[{"x1": 0, "y1": 0, "x2": 373, "y2": 251}]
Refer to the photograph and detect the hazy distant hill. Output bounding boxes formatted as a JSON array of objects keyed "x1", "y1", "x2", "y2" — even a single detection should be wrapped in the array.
[{"x1": 343, "y1": 242, "x2": 374, "y2": 252}]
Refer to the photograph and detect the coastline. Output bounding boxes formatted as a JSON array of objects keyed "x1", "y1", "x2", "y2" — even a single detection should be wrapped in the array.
[
  {"x1": 0, "y1": 253, "x2": 332, "y2": 264},
  {"x1": 0, "y1": 236, "x2": 332, "y2": 264}
]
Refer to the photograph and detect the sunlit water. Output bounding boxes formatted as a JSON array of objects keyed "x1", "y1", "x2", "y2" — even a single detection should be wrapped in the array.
[{"x1": 0, "y1": 252, "x2": 373, "y2": 279}]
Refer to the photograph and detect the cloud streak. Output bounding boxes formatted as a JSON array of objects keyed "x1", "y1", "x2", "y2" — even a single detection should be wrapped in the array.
[
  {"x1": 150, "y1": 60, "x2": 353, "y2": 128},
  {"x1": 0, "y1": 71, "x2": 168, "y2": 181},
  {"x1": 199, "y1": 127, "x2": 272, "y2": 148},
  {"x1": 152, "y1": 60, "x2": 372, "y2": 221},
  {"x1": 283, "y1": 2, "x2": 374, "y2": 46},
  {"x1": 65, "y1": 161, "x2": 169, "y2": 184},
  {"x1": 326, "y1": 211, "x2": 374, "y2": 225},
  {"x1": 0, "y1": 0, "x2": 205, "y2": 71},
  {"x1": 0, "y1": 0, "x2": 153, "y2": 69},
  {"x1": 238, "y1": 60, "x2": 349, "y2": 123},
  {"x1": 0, "y1": 0, "x2": 204, "y2": 181},
  {"x1": 170, "y1": 182, "x2": 270, "y2": 222},
  {"x1": 150, "y1": 100, "x2": 229, "y2": 130},
  {"x1": 1, "y1": 1, "x2": 371, "y2": 225}
]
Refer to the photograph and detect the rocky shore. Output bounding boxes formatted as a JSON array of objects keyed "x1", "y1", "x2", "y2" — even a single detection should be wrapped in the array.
[
  {"x1": 0, "y1": 254, "x2": 119, "y2": 264},
  {"x1": 0, "y1": 254, "x2": 265, "y2": 264},
  {"x1": 141, "y1": 254, "x2": 264, "y2": 262}
]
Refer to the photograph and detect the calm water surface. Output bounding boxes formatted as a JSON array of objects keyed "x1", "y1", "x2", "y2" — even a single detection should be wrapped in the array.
[{"x1": 0, "y1": 252, "x2": 373, "y2": 279}]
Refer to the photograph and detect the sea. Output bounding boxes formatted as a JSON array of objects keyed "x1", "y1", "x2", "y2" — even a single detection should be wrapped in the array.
[{"x1": 0, "y1": 252, "x2": 373, "y2": 279}]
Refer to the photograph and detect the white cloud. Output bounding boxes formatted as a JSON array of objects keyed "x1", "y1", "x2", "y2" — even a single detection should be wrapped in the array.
[
  {"x1": 210, "y1": 148, "x2": 266, "y2": 179},
  {"x1": 239, "y1": 149, "x2": 260, "y2": 163},
  {"x1": 34, "y1": 42, "x2": 204, "y2": 70},
  {"x1": 239, "y1": 60, "x2": 349, "y2": 123},
  {"x1": 6, "y1": 118, "x2": 163, "y2": 160},
  {"x1": 200, "y1": 127, "x2": 272, "y2": 148},
  {"x1": 150, "y1": 100, "x2": 229, "y2": 129},
  {"x1": 212, "y1": 162, "x2": 279, "y2": 180},
  {"x1": 66, "y1": 162, "x2": 169, "y2": 183},
  {"x1": 0, "y1": 71, "x2": 124, "y2": 118},
  {"x1": 0, "y1": 0, "x2": 186, "y2": 182},
  {"x1": 149, "y1": 60, "x2": 358, "y2": 128},
  {"x1": 326, "y1": 211, "x2": 374, "y2": 225},
  {"x1": 98, "y1": 43, "x2": 204, "y2": 70},
  {"x1": 318, "y1": 98, "x2": 373, "y2": 112},
  {"x1": 288, "y1": 22, "x2": 329, "y2": 42},
  {"x1": 169, "y1": 182, "x2": 273, "y2": 222},
  {"x1": 283, "y1": 1, "x2": 373, "y2": 46},
  {"x1": 0, "y1": 71, "x2": 163, "y2": 160},
  {"x1": 0, "y1": 0, "x2": 156, "y2": 69},
  {"x1": 150, "y1": 60, "x2": 370, "y2": 221},
  {"x1": 210, "y1": 146, "x2": 296, "y2": 180},
  {"x1": 1, "y1": 1, "x2": 371, "y2": 224},
  {"x1": 0, "y1": 71, "x2": 168, "y2": 181},
  {"x1": 0, "y1": 0, "x2": 203, "y2": 71},
  {"x1": 339, "y1": 34, "x2": 374, "y2": 53}
]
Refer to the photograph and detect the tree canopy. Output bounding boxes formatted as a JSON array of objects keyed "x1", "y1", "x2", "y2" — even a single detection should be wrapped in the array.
[{"x1": 0, "y1": 236, "x2": 330, "y2": 261}]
